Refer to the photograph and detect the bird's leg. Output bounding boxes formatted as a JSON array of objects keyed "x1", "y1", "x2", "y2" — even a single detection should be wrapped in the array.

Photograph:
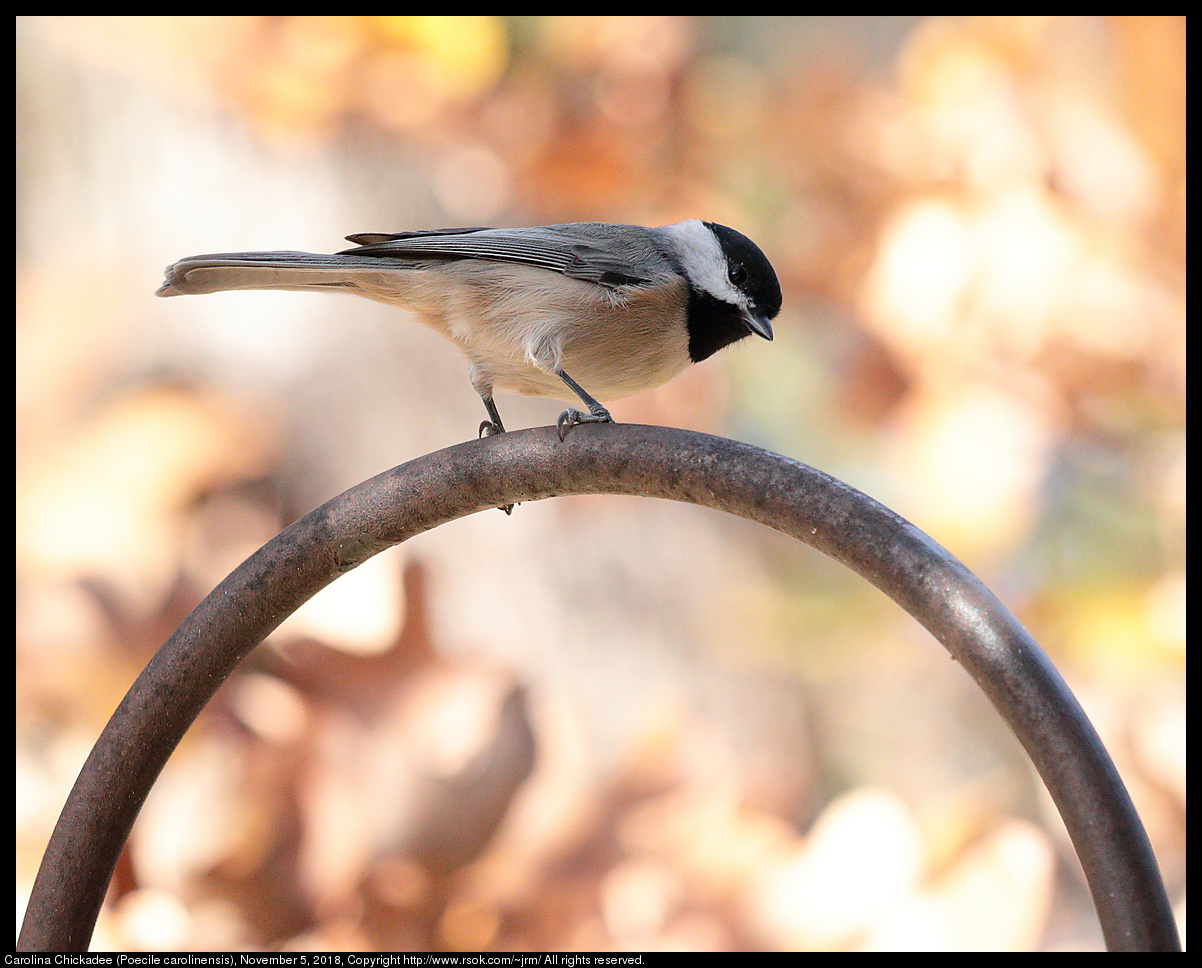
[
  {"x1": 555, "y1": 369, "x2": 613, "y2": 440},
  {"x1": 478, "y1": 394, "x2": 506, "y2": 438}
]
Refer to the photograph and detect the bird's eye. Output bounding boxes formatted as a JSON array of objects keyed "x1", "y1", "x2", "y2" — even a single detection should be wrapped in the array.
[{"x1": 728, "y1": 263, "x2": 748, "y2": 287}]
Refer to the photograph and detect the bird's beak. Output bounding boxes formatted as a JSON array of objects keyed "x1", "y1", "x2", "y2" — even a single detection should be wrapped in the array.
[{"x1": 743, "y1": 311, "x2": 774, "y2": 341}]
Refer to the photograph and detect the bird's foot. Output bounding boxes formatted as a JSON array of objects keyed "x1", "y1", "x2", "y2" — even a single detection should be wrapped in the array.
[
  {"x1": 476, "y1": 420, "x2": 514, "y2": 513},
  {"x1": 556, "y1": 407, "x2": 613, "y2": 441}
]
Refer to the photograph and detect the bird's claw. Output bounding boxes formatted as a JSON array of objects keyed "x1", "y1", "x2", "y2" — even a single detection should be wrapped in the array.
[
  {"x1": 476, "y1": 419, "x2": 513, "y2": 512},
  {"x1": 556, "y1": 407, "x2": 613, "y2": 441}
]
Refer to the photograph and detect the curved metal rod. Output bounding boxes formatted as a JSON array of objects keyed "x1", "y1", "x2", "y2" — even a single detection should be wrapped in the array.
[{"x1": 18, "y1": 424, "x2": 1179, "y2": 951}]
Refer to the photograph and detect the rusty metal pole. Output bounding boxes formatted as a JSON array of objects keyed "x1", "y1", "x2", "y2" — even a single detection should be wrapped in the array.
[{"x1": 18, "y1": 425, "x2": 1180, "y2": 951}]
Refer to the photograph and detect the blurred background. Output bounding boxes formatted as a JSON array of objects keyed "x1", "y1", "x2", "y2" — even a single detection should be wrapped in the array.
[{"x1": 15, "y1": 16, "x2": 1185, "y2": 952}]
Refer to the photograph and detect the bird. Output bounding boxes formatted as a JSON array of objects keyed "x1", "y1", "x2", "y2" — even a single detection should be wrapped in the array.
[{"x1": 157, "y1": 220, "x2": 781, "y2": 440}]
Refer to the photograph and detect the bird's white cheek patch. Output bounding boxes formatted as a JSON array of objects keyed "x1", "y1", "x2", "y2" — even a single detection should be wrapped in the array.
[{"x1": 660, "y1": 220, "x2": 747, "y2": 309}]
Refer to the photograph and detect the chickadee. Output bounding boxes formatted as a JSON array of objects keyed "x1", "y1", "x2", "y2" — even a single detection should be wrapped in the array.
[{"x1": 157, "y1": 220, "x2": 781, "y2": 439}]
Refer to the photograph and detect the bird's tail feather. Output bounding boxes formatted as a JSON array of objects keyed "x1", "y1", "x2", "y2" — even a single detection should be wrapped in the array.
[{"x1": 156, "y1": 251, "x2": 405, "y2": 297}]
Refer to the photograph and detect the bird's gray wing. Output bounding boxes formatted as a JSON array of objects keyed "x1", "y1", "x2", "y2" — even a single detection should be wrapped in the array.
[{"x1": 340, "y1": 224, "x2": 666, "y2": 289}]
